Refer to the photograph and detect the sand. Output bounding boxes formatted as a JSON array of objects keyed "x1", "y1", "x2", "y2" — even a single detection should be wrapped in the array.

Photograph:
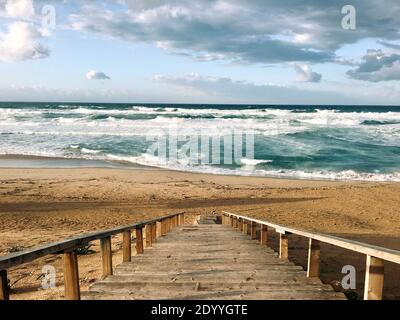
[{"x1": 0, "y1": 167, "x2": 399, "y2": 300}]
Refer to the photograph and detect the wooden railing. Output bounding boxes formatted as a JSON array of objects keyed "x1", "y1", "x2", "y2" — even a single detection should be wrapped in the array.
[
  {"x1": 0, "y1": 212, "x2": 185, "y2": 300},
  {"x1": 222, "y1": 211, "x2": 400, "y2": 300}
]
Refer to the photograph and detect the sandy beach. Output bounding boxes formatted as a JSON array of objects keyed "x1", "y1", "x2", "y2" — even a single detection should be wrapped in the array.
[{"x1": 0, "y1": 167, "x2": 399, "y2": 300}]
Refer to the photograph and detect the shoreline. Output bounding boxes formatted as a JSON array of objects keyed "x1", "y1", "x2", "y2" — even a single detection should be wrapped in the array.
[{"x1": 0, "y1": 154, "x2": 398, "y2": 183}]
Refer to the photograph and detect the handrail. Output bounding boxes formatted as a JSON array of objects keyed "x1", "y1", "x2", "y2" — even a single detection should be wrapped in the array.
[
  {"x1": 222, "y1": 211, "x2": 400, "y2": 300},
  {"x1": 0, "y1": 212, "x2": 185, "y2": 300}
]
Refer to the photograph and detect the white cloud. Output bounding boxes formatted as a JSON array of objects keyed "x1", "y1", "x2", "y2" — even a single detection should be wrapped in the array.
[
  {"x1": 0, "y1": 21, "x2": 49, "y2": 62},
  {"x1": 294, "y1": 64, "x2": 322, "y2": 83},
  {"x1": 5, "y1": 0, "x2": 34, "y2": 18},
  {"x1": 86, "y1": 70, "x2": 111, "y2": 80}
]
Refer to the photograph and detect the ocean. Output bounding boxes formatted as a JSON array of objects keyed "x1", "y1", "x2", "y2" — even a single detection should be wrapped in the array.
[{"x1": 1, "y1": 102, "x2": 400, "y2": 181}]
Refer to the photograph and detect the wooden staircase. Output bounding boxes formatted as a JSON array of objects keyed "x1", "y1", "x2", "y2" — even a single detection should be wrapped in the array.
[{"x1": 83, "y1": 218, "x2": 345, "y2": 300}]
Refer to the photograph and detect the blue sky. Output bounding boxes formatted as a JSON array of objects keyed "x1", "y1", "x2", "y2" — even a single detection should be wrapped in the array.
[{"x1": 1, "y1": 0, "x2": 400, "y2": 104}]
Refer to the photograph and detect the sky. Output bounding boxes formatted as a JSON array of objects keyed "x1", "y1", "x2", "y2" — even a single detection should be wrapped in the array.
[{"x1": 0, "y1": 0, "x2": 400, "y2": 105}]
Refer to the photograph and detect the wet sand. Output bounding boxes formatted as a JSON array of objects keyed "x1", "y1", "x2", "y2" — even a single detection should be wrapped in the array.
[{"x1": 0, "y1": 167, "x2": 399, "y2": 299}]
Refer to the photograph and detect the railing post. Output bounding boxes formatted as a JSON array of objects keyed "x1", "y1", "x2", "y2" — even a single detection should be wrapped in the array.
[
  {"x1": 145, "y1": 224, "x2": 152, "y2": 248},
  {"x1": 239, "y1": 219, "x2": 243, "y2": 232},
  {"x1": 230, "y1": 216, "x2": 234, "y2": 227},
  {"x1": 233, "y1": 217, "x2": 238, "y2": 229},
  {"x1": 100, "y1": 236, "x2": 113, "y2": 277},
  {"x1": 307, "y1": 239, "x2": 320, "y2": 277},
  {"x1": 243, "y1": 220, "x2": 247, "y2": 234},
  {"x1": 260, "y1": 225, "x2": 268, "y2": 246},
  {"x1": 161, "y1": 219, "x2": 166, "y2": 236},
  {"x1": 136, "y1": 227, "x2": 144, "y2": 254},
  {"x1": 251, "y1": 221, "x2": 257, "y2": 240},
  {"x1": 279, "y1": 233, "x2": 289, "y2": 260},
  {"x1": 364, "y1": 255, "x2": 384, "y2": 300},
  {"x1": 63, "y1": 251, "x2": 80, "y2": 300},
  {"x1": 0, "y1": 270, "x2": 10, "y2": 301},
  {"x1": 151, "y1": 223, "x2": 157, "y2": 242},
  {"x1": 122, "y1": 230, "x2": 132, "y2": 262},
  {"x1": 156, "y1": 221, "x2": 162, "y2": 238},
  {"x1": 247, "y1": 221, "x2": 251, "y2": 236}
]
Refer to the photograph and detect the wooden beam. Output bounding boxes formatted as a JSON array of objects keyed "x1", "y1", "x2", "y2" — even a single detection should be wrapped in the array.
[
  {"x1": 100, "y1": 237, "x2": 113, "y2": 278},
  {"x1": 122, "y1": 230, "x2": 131, "y2": 262},
  {"x1": 260, "y1": 225, "x2": 268, "y2": 246},
  {"x1": 243, "y1": 220, "x2": 247, "y2": 235},
  {"x1": 251, "y1": 221, "x2": 257, "y2": 240},
  {"x1": 230, "y1": 216, "x2": 234, "y2": 227},
  {"x1": 364, "y1": 255, "x2": 384, "y2": 300},
  {"x1": 156, "y1": 221, "x2": 162, "y2": 238},
  {"x1": 0, "y1": 270, "x2": 10, "y2": 301},
  {"x1": 279, "y1": 234, "x2": 289, "y2": 260},
  {"x1": 239, "y1": 219, "x2": 243, "y2": 232},
  {"x1": 307, "y1": 239, "x2": 320, "y2": 278},
  {"x1": 136, "y1": 227, "x2": 144, "y2": 254},
  {"x1": 161, "y1": 219, "x2": 167, "y2": 236},
  {"x1": 63, "y1": 251, "x2": 80, "y2": 300},
  {"x1": 145, "y1": 225, "x2": 152, "y2": 248},
  {"x1": 151, "y1": 223, "x2": 157, "y2": 242}
]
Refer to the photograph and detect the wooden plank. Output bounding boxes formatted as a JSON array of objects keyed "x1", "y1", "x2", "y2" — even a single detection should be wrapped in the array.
[
  {"x1": 151, "y1": 223, "x2": 157, "y2": 242},
  {"x1": 247, "y1": 221, "x2": 251, "y2": 236},
  {"x1": 251, "y1": 222, "x2": 257, "y2": 240},
  {"x1": 145, "y1": 225, "x2": 152, "y2": 248},
  {"x1": 101, "y1": 237, "x2": 113, "y2": 278},
  {"x1": 260, "y1": 225, "x2": 268, "y2": 246},
  {"x1": 0, "y1": 270, "x2": 10, "y2": 300},
  {"x1": 239, "y1": 219, "x2": 243, "y2": 232},
  {"x1": 364, "y1": 255, "x2": 384, "y2": 300},
  {"x1": 136, "y1": 227, "x2": 144, "y2": 254},
  {"x1": 223, "y1": 211, "x2": 400, "y2": 265},
  {"x1": 122, "y1": 230, "x2": 132, "y2": 263},
  {"x1": 279, "y1": 234, "x2": 289, "y2": 260},
  {"x1": 156, "y1": 221, "x2": 162, "y2": 238},
  {"x1": 243, "y1": 220, "x2": 248, "y2": 235},
  {"x1": 307, "y1": 239, "x2": 320, "y2": 278},
  {"x1": 63, "y1": 251, "x2": 80, "y2": 300}
]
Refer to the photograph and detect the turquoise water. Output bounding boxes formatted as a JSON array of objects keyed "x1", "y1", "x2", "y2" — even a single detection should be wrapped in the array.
[{"x1": 1, "y1": 102, "x2": 400, "y2": 181}]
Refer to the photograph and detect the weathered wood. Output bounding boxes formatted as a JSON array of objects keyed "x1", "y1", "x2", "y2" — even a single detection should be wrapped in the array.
[
  {"x1": 307, "y1": 239, "x2": 320, "y2": 278},
  {"x1": 122, "y1": 230, "x2": 132, "y2": 263},
  {"x1": 279, "y1": 234, "x2": 289, "y2": 260},
  {"x1": 136, "y1": 227, "x2": 144, "y2": 254},
  {"x1": 243, "y1": 220, "x2": 248, "y2": 235},
  {"x1": 63, "y1": 251, "x2": 80, "y2": 300},
  {"x1": 223, "y1": 211, "x2": 400, "y2": 265},
  {"x1": 145, "y1": 225, "x2": 152, "y2": 248},
  {"x1": 151, "y1": 223, "x2": 157, "y2": 242},
  {"x1": 260, "y1": 225, "x2": 268, "y2": 246},
  {"x1": 156, "y1": 221, "x2": 162, "y2": 238},
  {"x1": 251, "y1": 222, "x2": 257, "y2": 240},
  {"x1": 230, "y1": 216, "x2": 234, "y2": 227},
  {"x1": 0, "y1": 270, "x2": 10, "y2": 300},
  {"x1": 85, "y1": 222, "x2": 345, "y2": 301},
  {"x1": 239, "y1": 219, "x2": 243, "y2": 232},
  {"x1": 101, "y1": 237, "x2": 113, "y2": 277},
  {"x1": 161, "y1": 220, "x2": 167, "y2": 236},
  {"x1": 247, "y1": 221, "x2": 251, "y2": 236},
  {"x1": 364, "y1": 255, "x2": 384, "y2": 300}
]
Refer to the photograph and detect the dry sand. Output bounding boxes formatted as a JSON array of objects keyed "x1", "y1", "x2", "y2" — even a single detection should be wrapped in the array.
[{"x1": 0, "y1": 167, "x2": 399, "y2": 300}]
